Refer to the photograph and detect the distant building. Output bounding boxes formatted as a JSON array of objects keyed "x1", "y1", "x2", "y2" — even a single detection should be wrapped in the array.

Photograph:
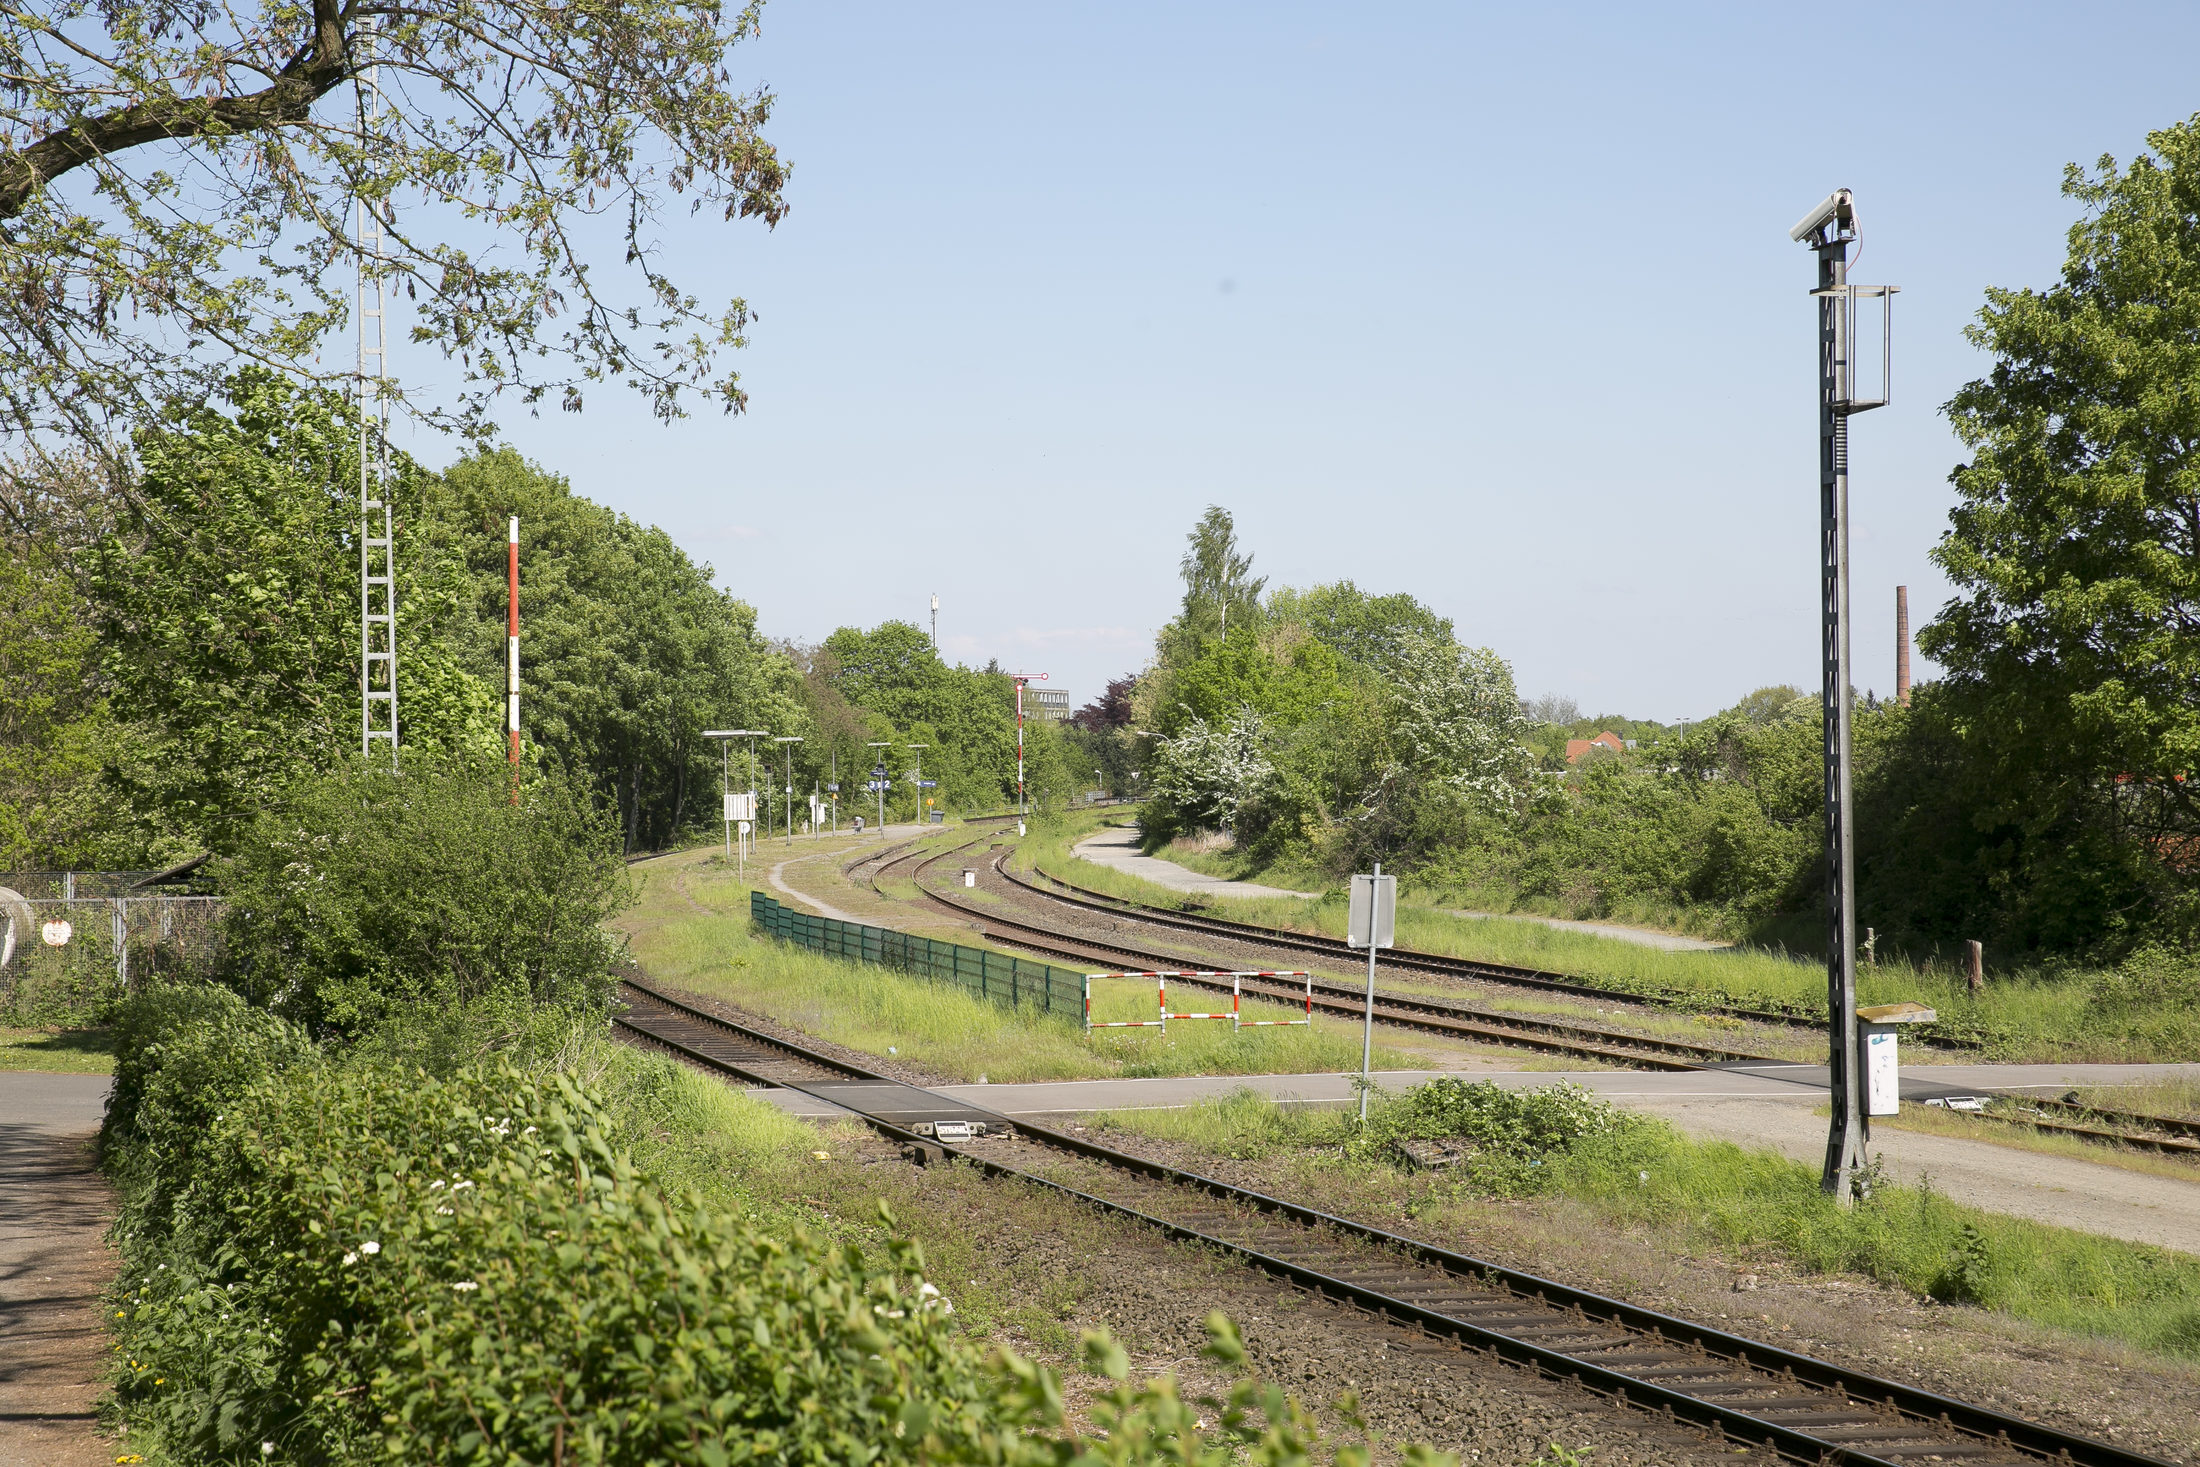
[
  {"x1": 1029, "y1": 687, "x2": 1072, "y2": 723},
  {"x1": 1565, "y1": 731, "x2": 1627, "y2": 764}
]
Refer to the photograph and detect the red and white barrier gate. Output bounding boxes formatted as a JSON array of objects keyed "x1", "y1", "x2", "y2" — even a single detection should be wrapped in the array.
[{"x1": 1082, "y1": 970, "x2": 1312, "y2": 1034}]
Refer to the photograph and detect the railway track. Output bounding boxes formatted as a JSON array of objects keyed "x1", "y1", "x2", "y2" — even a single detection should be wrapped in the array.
[
  {"x1": 844, "y1": 830, "x2": 2200, "y2": 1159},
  {"x1": 874, "y1": 835, "x2": 1792, "y2": 1071},
  {"x1": 610, "y1": 976, "x2": 2169, "y2": 1467},
  {"x1": 1010, "y1": 850, "x2": 1824, "y2": 1029}
]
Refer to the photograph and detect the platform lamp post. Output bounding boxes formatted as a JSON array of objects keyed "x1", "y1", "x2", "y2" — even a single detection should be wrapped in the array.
[
  {"x1": 1008, "y1": 673, "x2": 1049, "y2": 816},
  {"x1": 904, "y1": 743, "x2": 929, "y2": 826},
  {"x1": 774, "y1": 736, "x2": 803, "y2": 846},
  {"x1": 1790, "y1": 188, "x2": 1898, "y2": 1206},
  {"x1": 866, "y1": 740, "x2": 892, "y2": 838},
  {"x1": 704, "y1": 730, "x2": 768, "y2": 872}
]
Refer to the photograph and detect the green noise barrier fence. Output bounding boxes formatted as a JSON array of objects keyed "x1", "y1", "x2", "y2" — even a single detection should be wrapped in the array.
[{"x1": 749, "y1": 891, "x2": 1086, "y2": 1020}]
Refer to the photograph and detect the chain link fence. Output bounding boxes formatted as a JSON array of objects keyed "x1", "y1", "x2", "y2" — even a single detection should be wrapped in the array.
[
  {"x1": 748, "y1": 891, "x2": 1084, "y2": 1020},
  {"x1": 0, "y1": 886, "x2": 225, "y2": 1025}
]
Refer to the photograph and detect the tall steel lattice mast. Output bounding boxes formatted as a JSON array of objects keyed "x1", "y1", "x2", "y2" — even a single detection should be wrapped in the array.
[{"x1": 357, "y1": 20, "x2": 398, "y2": 763}]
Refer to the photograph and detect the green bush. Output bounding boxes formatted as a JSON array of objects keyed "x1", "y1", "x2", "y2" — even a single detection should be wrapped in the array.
[
  {"x1": 104, "y1": 1002, "x2": 1445, "y2": 1466},
  {"x1": 215, "y1": 755, "x2": 628, "y2": 1036},
  {"x1": 1351, "y1": 1077, "x2": 1634, "y2": 1195},
  {"x1": 100, "y1": 984, "x2": 320, "y2": 1233}
]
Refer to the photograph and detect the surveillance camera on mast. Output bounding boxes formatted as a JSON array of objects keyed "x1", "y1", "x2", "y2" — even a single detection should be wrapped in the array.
[{"x1": 1788, "y1": 188, "x2": 1855, "y2": 244}]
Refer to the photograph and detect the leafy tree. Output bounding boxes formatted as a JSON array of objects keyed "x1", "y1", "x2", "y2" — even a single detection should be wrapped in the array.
[
  {"x1": 0, "y1": 537, "x2": 120, "y2": 865},
  {"x1": 1918, "y1": 111, "x2": 2200, "y2": 949},
  {"x1": 1161, "y1": 506, "x2": 1266, "y2": 658},
  {"x1": 438, "y1": 447, "x2": 803, "y2": 852},
  {"x1": 85, "y1": 371, "x2": 498, "y2": 850},
  {"x1": 818, "y1": 621, "x2": 1016, "y2": 814},
  {"x1": 0, "y1": 0, "x2": 788, "y2": 461},
  {"x1": 1147, "y1": 707, "x2": 1276, "y2": 837},
  {"x1": 1383, "y1": 631, "x2": 1530, "y2": 808},
  {"x1": 1266, "y1": 581, "x2": 1453, "y2": 674}
]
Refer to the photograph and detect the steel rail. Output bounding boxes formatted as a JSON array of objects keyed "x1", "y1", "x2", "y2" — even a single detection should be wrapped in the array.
[
  {"x1": 1016, "y1": 847, "x2": 1821, "y2": 1028},
  {"x1": 612, "y1": 975, "x2": 2166, "y2": 1467},
  {"x1": 879, "y1": 843, "x2": 1778, "y2": 1071},
  {"x1": 844, "y1": 837, "x2": 2199, "y2": 1160},
  {"x1": 986, "y1": 853, "x2": 2200, "y2": 1163}
]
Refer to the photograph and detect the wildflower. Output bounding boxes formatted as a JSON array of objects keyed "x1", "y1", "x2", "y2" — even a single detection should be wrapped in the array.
[
  {"x1": 451, "y1": 1281, "x2": 479, "y2": 1293},
  {"x1": 342, "y1": 1253, "x2": 358, "y2": 1266},
  {"x1": 429, "y1": 1181, "x2": 445, "y2": 1191},
  {"x1": 263, "y1": 1444, "x2": 276, "y2": 1458},
  {"x1": 452, "y1": 1180, "x2": 474, "y2": 1191},
  {"x1": 360, "y1": 1241, "x2": 381, "y2": 1256}
]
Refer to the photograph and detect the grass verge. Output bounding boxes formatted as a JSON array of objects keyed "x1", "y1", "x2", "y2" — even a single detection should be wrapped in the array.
[
  {"x1": 1091, "y1": 1088, "x2": 2200, "y2": 1363},
  {"x1": 0, "y1": 1025, "x2": 115, "y2": 1073},
  {"x1": 615, "y1": 848, "x2": 1425, "y2": 1083},
  {"x1": 1022, "y1": 819, "x2": 2188, "y2": 1063}
]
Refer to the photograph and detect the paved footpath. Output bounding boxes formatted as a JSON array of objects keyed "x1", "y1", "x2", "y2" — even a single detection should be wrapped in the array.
[
  {"x1": 756, "y1": 1061, "x2": 2200, "y2": 1256},
  {"x1": 1072, "y1": 827, "x2": 1728, "y2": 949},
  {"x1": 0, "y1": 1070, "x2": 118, "y2": 1467},
  {"x1": 1071, "y1": 827, "x2": 1319, "y2": 902}
]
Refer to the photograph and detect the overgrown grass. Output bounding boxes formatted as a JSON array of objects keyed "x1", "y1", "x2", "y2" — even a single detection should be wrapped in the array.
[
  {"x1": 1867, "y1": 1099, "x2": 2200, "y2": 1184},
  {"x1": 2073, "y1": 1078, "x2": 2200, "y2": 1123},
  {"x1": 1022, "y1": 818, "x2": 2192, "y2": 1062},
  {"x1": 0, "y1": 1025, "x2": 115, "y2": 1073},
  {"x1": 1095, "y1": 1087, "x2": 2200, "y2": 1362},
  {"x1": 615, "y1": 848, "x2": 1423, "y2": 1083}
]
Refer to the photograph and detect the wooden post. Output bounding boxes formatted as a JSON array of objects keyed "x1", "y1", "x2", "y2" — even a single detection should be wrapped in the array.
[{"x1": 1965, "y1": 940, "x2": 1984, "y2": 996}]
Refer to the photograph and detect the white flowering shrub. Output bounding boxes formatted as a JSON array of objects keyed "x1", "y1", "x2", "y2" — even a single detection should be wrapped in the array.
[
  {"x1": 1146, "y1": 706, "x2": 1277, "y2": 836},
  {"x1": 1383, "y1": 632, "x2": 1532, "y2": 810}
]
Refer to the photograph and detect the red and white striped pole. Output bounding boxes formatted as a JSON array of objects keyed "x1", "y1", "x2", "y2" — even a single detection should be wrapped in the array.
[{"x1": 506, "y1": 516, "x2": 520, "y2": 800}]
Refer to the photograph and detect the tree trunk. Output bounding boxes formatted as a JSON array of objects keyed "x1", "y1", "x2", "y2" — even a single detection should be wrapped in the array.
[
  {"x1": 670, "y1": 743, "x2": 688, "y2": 834},
  {"x1": 625, "y1": 762, "x2": 641, "y2": 855}
]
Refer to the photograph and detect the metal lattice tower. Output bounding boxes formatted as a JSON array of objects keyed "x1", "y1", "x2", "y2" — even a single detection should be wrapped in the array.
[{"x1": 357, "y1": 20, "x2": 398, "y2": 762}]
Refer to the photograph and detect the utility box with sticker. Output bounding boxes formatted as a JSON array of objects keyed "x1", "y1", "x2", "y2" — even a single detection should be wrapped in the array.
[{"x1": 1857, "y1": 1001, "x2": 1936, "y2": 1118}]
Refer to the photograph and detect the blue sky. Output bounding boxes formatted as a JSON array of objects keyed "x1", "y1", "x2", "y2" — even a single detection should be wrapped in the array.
[{"x1": 399, "y1": 2, "x2": 2200, "y2": 722}]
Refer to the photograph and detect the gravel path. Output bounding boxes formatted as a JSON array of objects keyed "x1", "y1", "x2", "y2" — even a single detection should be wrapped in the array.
[{"x1": 0, "y1": 1070, "x2": 118, "y2": 1467}]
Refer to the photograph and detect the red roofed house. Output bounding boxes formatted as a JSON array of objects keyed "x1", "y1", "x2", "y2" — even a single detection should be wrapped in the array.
[{"x1": 1565, "y1": 731, "x2": 1627, "y2": 764}]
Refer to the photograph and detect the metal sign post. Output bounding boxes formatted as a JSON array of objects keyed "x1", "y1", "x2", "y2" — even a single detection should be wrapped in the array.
[
  {"x1": 774, "y1": 736, "x2": 803, "y2": 846},
  {"x1": 1789, "y1": 188, "x2": 1898, "y2": 1205},
  {"x1": 704, "y1": 729, "x2": 768, "y2": 871},
  {"x1": 1346, "y1": 865, "x2": 1397, "y2": 1122}
]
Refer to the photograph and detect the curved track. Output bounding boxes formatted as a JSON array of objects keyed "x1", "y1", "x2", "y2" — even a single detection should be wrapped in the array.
[
  {"x1": 879, "y1": 835, "x2": 1793, "y2": 1071},
  {"x1": 611, "y1": 976, "x2": 2170, "y2": 1467},
  {"x1": 1016, "y1": 849, "x2": 1819, "y2": 1027},
  {"x1": 852, "y1": 831, "x2": 2200, "y2": 1156}
]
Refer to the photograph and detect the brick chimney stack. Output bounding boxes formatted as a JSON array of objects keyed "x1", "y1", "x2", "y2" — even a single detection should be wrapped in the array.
[{"x1": 1896, "y1": 585, "x2": 1911, "y2": 707}]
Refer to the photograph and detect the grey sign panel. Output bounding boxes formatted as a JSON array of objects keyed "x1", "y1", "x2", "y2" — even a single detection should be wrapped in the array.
[{"x1": 1347, "y1": 873, "x2": 1396, "y2": 949}]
